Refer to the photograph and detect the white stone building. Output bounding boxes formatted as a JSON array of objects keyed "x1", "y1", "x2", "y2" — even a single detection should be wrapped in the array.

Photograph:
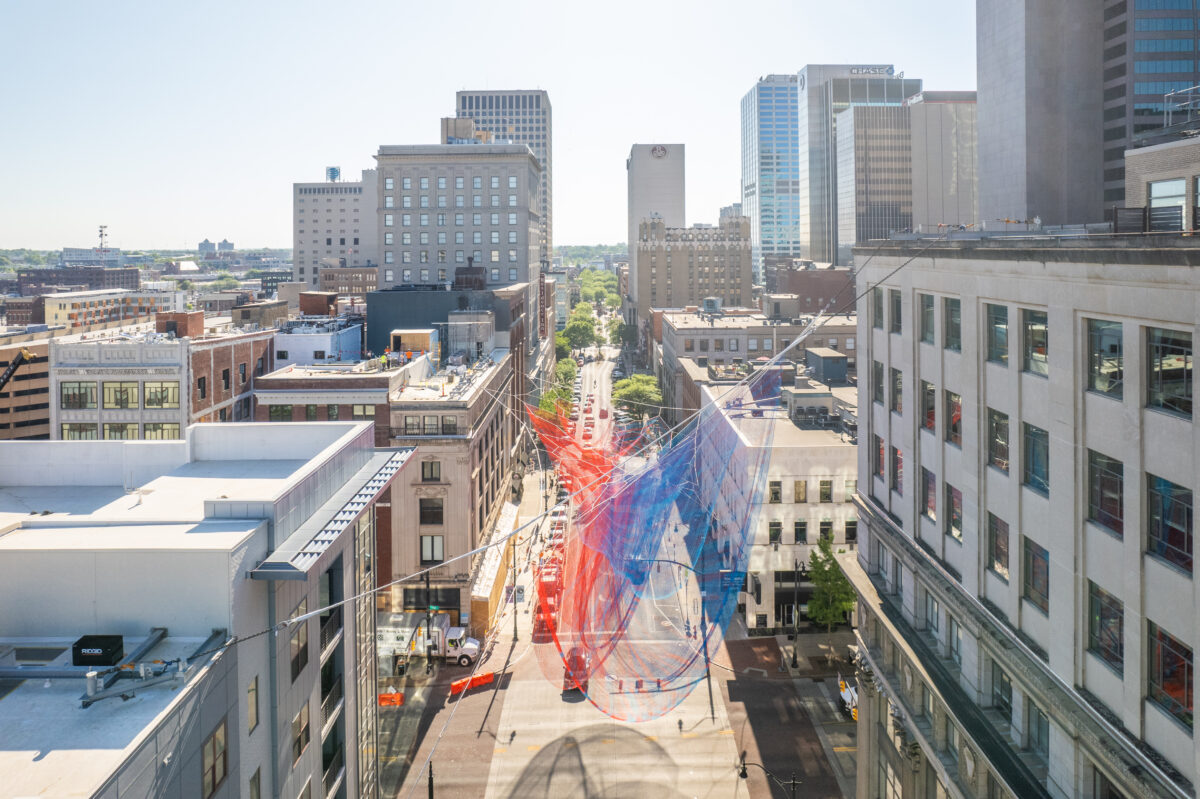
[{"x1": 293, "y1": 168, "x2": 380, "y2": 287}]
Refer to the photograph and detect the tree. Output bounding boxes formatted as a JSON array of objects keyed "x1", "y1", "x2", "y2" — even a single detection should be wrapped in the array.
[
  {"x1": 554, "y1": 358, "x2": 577, "y2": 384},
  {"x1": 611, "y1": 374, "x2": 663, "y2": 415},
  {"x1": 571, "y1": 301, "x2": 594, "y2": 318},
  {"x1": 807, "y1": 535, "x2": 856, "y2": 661},
  {"x1": 605, "y1": 292, "x2": 621, "y2": 310},
  {"x1": 607, "y1": 319, "x2": 626, "y2": 347},
  {"x1": 563, "y1": 317, "x2": 595, "y2": 350},
  {"x1": 554, "y1": 332, "x2": 571, "y2": 361}
]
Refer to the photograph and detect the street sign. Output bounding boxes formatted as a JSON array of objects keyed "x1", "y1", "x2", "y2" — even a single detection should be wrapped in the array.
[{"x1": 515, "y1": 586, "x2": 525, "y2": 603}]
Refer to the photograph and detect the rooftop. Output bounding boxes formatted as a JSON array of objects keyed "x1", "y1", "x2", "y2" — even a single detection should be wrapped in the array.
[
  {"x1": 40, "y1": 288, "x2": 177, "y2": 300},
  {"x1": 864, "y1": 235, "x2": 1200, "y2": 266},
  {"x1": 392, "y1": 349, "x2": 508, "y2": 404},
  {"x1": 664, "y1": 310, "x2": 857, "y2": 331},
  {"x1": 0, "y1": 632, "x2": 223, "y2": 799}
]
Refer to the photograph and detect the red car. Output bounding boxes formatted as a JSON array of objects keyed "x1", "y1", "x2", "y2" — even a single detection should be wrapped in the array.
[{"x1": 563, "y1": 646, "x2": 589, "y2": 693}]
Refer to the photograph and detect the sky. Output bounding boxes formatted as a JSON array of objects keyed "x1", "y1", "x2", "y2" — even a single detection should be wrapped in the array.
[{"x1": 0, "y1": 0, "x2": 976, "y2": 251}]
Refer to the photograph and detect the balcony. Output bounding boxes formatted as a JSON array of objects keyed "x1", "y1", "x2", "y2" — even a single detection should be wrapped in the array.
[
  {"x1": 319, "y1": 607, "x2": 343, "y2": 661},
  {"x1": 322, "y1": 747, "x2": 345, "y2": 798},
  {"x1": 321, "y1": 678, "x2": 344, "y2": 736}
]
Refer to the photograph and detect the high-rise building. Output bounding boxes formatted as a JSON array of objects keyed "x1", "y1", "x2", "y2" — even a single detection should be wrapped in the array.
[
  {"x1": 848, "y1": 236, "x2": 1199, "y2": 799},
  {"x1": 456, "y1": 90, "x2": 552, "y2": 262},
  {"x1": 977, "y1": 0, "x2": 1103, "y2": 224},
  {"x1": 626, "y1": 143, "x2": 685, "y2": 326},
  {"x1": 292, "y1": 169, "x2": 380, "y2": 287},
  {"x1": 1103, "y1": 1, "x2": 1200, "y2": 207},
  {"x1": 797, "y1": 65, "x2": 923, "y2": 264},
  {"x1": 633, "y1": 214, "x2": 752, "y2": 323},
  {"x1": 741, "y1": 74, "x2": 802, "y2": 282},
  {"x1": 908, "y1": 91, "x2": 979, "y2": 231},
  {"x1": 835, "y1": 105, "x2": 913, "y2": 264}
]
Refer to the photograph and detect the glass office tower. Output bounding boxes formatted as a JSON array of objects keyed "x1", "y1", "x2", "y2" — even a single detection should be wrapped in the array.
[{"x1": 741, "y1": 75, "x2": 801, "y2": 284}]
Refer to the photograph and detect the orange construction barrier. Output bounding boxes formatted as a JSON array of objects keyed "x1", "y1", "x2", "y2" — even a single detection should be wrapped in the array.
[
  {"x1": 449, "y1": 676, "x2": 471, "y2": 696},
  {"x1": 377, "y1": 692, "x2": 405, "y2": 707},
  {"x1": 450, "y1": 671, "x2": 495, "y2": 696}
]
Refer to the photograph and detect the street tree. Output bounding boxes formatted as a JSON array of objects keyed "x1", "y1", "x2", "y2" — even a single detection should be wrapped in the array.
[
  {"x1": 554, "y1": 332, "x2": 571, "y2": 361},
  {"x1": 807, "y1": 535, "x2": 856, "y2": 662},
  {"x1": 611, "y1": 374, "x2": 663, "y2": 415},
  {"x1": 563, "y1": 317, "x2": 595, "y2": 350}
]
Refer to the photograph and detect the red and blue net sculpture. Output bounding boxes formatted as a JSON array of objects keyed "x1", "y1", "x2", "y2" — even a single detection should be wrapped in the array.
[{"x1": 526, "y1": 367, "x2": 780, "y2": 721}]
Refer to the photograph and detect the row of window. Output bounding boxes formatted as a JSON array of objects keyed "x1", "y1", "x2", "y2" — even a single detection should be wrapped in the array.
[
  {"x1": 383, "y1": 211, "x2": 522, "y2": 227},
  {"x1": 402, "y1": 415, "x2": 459, "y2": 436},
  {"x1": 381, "y1": 267, "x2": 519, "y2": 284},
  {"x1": 266, "y1": 404, "x2": 375, "y2": 422},
  {"x1": 766, "y1": 518, "x2": 857, "y2": 545},
  {"x1": 390, "y1": 230, "x2": 520, "y2": 245},
  {"x1": 61, "y1": 422, "x2": 181, "y2": 440},
  {"x1": 767, "y1": 478, "x2": 855, "y2": 504},
  {"x1": 384, "y1": 193, "x2": 521, "y2": 210},
  {"x1": 385, "y1": 249, "x2": 520, "y2": 264},
  {"x1": 384, "y1": 175, "x2": 520, "y2": 191},
  {"x1": 875, "y1": 289, "x2": 1192, "y2": 417},
  {"x1": 60, "y1": 380, "x2": 180, "y2": 410}
]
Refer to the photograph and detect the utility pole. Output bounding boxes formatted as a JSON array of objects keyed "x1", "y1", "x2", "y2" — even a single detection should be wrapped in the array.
[
  {"x1": 511, "y1": 533, "x2": 519, "y2": 642},
  {"x1": 428, "y1": 761, "x2": 434, "y2": 799},
  {"x1": 425, "y1": 568, "x2": 433, "y2": 675},
  {"x1": 792, "y1": 557, "x2": 800, "y2": 669}
]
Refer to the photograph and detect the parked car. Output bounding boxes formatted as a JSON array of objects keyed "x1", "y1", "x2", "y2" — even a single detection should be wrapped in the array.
[{"x1": 563, "y1": 646, "x2": 590, "y2": 693}]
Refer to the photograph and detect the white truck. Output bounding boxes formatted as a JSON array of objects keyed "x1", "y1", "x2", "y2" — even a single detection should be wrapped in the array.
[{"x1": 377, "y1": 612, "x2": 481, "y2": 670}]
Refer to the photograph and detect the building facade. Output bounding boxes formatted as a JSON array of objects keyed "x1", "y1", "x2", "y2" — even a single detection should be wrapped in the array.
[
  {"x1": 797, "y1": 65, "x2": 923, "y2": 264},
  {"x1": 977, "y1": 0, "x2": 1103, "y2": 223},
  {"x1": 836, "y1": 105, "x2": 913, "y2": 265},
  {"x1": 634, "y1": 215, "x2": 753, "y2": 321},
  {"x1": 908, "y1": 91, "x2": 979, "y2": 232},
  {"x1": 849, "y1": 237, "x2": 1199, "y2": 799},
  {"x1": 0, "y1": 422, "x2": 408, "y2": 799},
  {"x1": 627, "y1": 143, "x2": 686, "y2": 325},
  {"x1": 456, "y1": 89, "x2": 553, "y2": 262},
  {"x1": 274, "y1": 317, "x2": 364, "y2": 369},
  {"x1": 1125, "y1": 135, "x2": 1200, "y2": 232},
  {"x1": 373, "y1": 144, "x2": 541, "y2": 301},
  {"x1": 319, "y1": 266, "x2": 379, "y2": 298},
  {"x1": 18, "y1": 265, "x2": 140, "y2": 294},
  {"x1": 741, "y1": 74, "x2": 802, "y2": 281},
  {"x1": 292, "y1": 168, "x2": 380, "y2": 287},
  {"x1": 38, "y1": 288, "x2": 184, "y2": 328}
]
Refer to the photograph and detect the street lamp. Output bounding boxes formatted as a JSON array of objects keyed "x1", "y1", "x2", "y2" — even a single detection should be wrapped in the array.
[
  {"x1": 792, "y1": 557, "x2": 800, "y2": 669},
  {"x1": 738, "y1": 752, "x2": 799, "y2": 799}
]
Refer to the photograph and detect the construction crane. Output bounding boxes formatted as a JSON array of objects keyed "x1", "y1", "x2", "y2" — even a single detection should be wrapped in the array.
[{"x1": 0, "y1": 349, "x2": 34, "y2": 394}]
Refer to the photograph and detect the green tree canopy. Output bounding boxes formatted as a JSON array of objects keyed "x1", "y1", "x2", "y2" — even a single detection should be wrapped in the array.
[
  {"x1": 554, "y1": 331, "x2": 571, "y2": 361},
  {"x1": 563, "y1": 317, "x2": 595, "y2": 350},
  {"x1": 807, "y1": 535, "x2": 856, "y2": 657},
  {"x1": 607, "y1": 318, "x2": 627, "y2": 347},
  {"x1": 611, "y1": 374, "x2": 663, "y2": 415}
]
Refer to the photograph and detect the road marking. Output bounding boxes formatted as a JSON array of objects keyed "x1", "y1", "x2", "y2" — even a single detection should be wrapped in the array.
[
  {"x1": 718, "y1": 729, "x2": 734, "y2": 735},
  {"x1": 601, "y1": 738, "x2": 616, "y2": 744},
  {"x1": 527, "y1": 744, "x2": 542, "y2": 751},
  {"x1": 833, "y1": 746, "x2": 856, "y2": 752},
  {"x1": 494, "y1": 747, "x2": 507, "y2": 754},
  {"x1": 644, "y1": 735, "x2": 657, "y2": 742}
]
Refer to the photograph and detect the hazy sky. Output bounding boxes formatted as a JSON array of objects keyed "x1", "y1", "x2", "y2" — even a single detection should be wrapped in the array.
[{"x1": 0, "y1": 0, "x2": 976, "y2": 251}]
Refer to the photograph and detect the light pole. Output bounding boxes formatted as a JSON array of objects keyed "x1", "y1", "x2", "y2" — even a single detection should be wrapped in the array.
[
  {"x1": 738, "y1": 752, "x2": 799, "y2": 799},
  {"x1": 791, "y1": 557, "x2": 800, "y2": 669}
]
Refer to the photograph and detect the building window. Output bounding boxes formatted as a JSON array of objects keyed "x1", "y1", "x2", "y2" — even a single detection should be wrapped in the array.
[
  {"x1": 1023, "y1": 537, "x2": 1050, "y2": 612},
  {"x1": 61, "y1": 422, "x2": 98, "y2": 440},
  {"x1": 920, "y1": 381, "x2": 935, "y2": 430},
  {"x1": 890, "y1": 368, "x2": 903, "y2": 413},
  {"x1": 1021, "y1": 309, "x2": 1049, "y2": 376},
  {"x1": 60, "y1": 381, "x2": 97, "y2": 409},
  {"x1": 305, "y1": 404, "x2": 318, "y2": 421},
  {"x1": 845, "y1": 519, "x2": 857, "y2": 542},
  {"x1": 326, "y1": 404, "x2": 339, "y2": 420},
  {"x1": 793, "y1": 480, "x2": 806, "y2": 503},
  {"x1": 268, "y1": 405, "x2": 292, "y2": 422},
  {"x1": 922, "y1": 468, "x2": 936, "y2": 520},
  {"x1": 201, "y1": 718, "x2": 228, "y2": 798},
  {"x1": 1148, "y1": 621, "x2": 1193, "y2": 728},
  {"x1": 949, "y1": 616, "x2": 962, "y2": 664},
  {"x1": 102, "y1": 381, "x2": 139, "y2": 409},
  {"x1": 404, "y1": 415, "x2": 420, "y2": 435},
  {"x1": 419, "y1": 498, "x2": 444, "y2": 525},
  {"x1": 986, "y1": 304, "x2": 1008, "y2": 364},
  {"x1": 945, "y1": 484, "x2": 962, "y2": 540},
  {"x1": 421, "y1": 461, "x2": 441, "y2": 482},
  {"x1": 421, "y1": 534, "x2": 444, "y2": 564},
  {"x1": 103, "y1": 423, "x2": 138, "y2": 440},
  {"x1": 992, "y1": 661, "x2": 1013, "y2": 722},
  {"x1": 1148, "y1": 473, "x2": 1193, "y2": 572},
  {"x1": 819, "y1": 520, "x2": 833, "y2": 543},
  {"x1": 919, "y1": 294, "x2": 934, "y2": 343},
  {"x1": 925, "y1": 592, "x2": 940, "y2": 633},
  {"x1": 1022, "y1": 423, "x2": 1049, "y2": 494},
  {"x1": 1087, "y1": 450, "x2": 1124, "y2": 535},
  {"x1": 872, "y1": 361, "x2": 884, "y2": 404},
  {"x1": 768, "y1": 480, "x2": 781, "y2": 503},
  {"x1": 249, "y1": 769, "x2": 261, "y2": 799},
  {"x1": 1028, "y1": 702, "x2": 1050, "y2": 759},
  {"x1": 794, "y1": 520, "x2": 808, "y2": 544},
  {"x1": 945, "y1": 391, "x2": 962, "y2": 445},
  {"x1": 873, "y1": 435, "x2": 885, "y2": 479},
  {"x1": 987, "y1": 409, "x2": 1009, "y2": 472},
  {"x1": 1149, "y1": 178, "x2": 1187, "y2": 231},
  {"x1": 945, "y1": 719, "x2": 960, "y2": 763},
  {"x1": 1088, "y1": 580, "x2": 1124, "y2": 671},
  {"x1": 988, "y1": 513, "x2": 1010, "y2": 578},
  {"x1": 352, "y1": 404, "x2": 374, "y2": 420},
  {"x1": 819, "y1": 480, "x2": 833, "y2": 503},
  {"x1": 845, "y1": 479, "x2": 857, "y2": 498},
  {"x1": 889, "y1": 290, "x2": 901, "y2": 333},
  {"x1": 1087, "y1": 319, "x2": 1123, "y2": 398},
  {"x1": 196, "y1": 376, "x2": 206, "y2": 400},
  {"x1": 247, "y1": 676, "x2": 259, "y2": 733},
  {"x1": 889, "y1": 446, "x2": 903, "y2": 495},
  {"x1": 872, "y1": 287, "x2": 884, "y2": 329},
  {"x1": 768, "y1": 520, "x2": 782, "y2": 544},
  {"x1": 289, "y1": 599, "x2": 308, "y2": 681},
  {"x1": 143, "y1": 423, "x2": 181, "y2": 440},
  {"x1": 1147, "y1": 327, "x2": 1192, "y2": 417},
  {"x1": 944, "y1": 297, "x2": 961, "y2": 351},
  {"x1": 291, "y1": 703, "x2": 310, "y2": 764}
]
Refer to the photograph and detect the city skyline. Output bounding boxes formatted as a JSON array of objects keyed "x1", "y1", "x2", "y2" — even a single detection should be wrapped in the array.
[{"x1": 0, "y1": 0, "x2": 975, "y2": 251}]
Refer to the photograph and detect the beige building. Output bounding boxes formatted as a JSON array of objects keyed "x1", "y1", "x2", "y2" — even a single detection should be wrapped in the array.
[
  {"x1": 292, "y1": 168, "x2": 380, "y2": 287},
  {"x1": 627, "y1": 143, "x2": 685, "y2": 326},
  {"x1": 41, "y1": 288, "x2": 185, "y2": 328},
  {"x1": 387, "y1": 349, "x2": 517, "y2": 627},
  {"x1": 318, "y1": 266, "x2": 379, "y2": 298},
  {"x1": 635, "y1": 215, "x2": 753, "y2": 324},
  {"x1": 849, "y1": 237, "x2": 1200, "y2": 799}
]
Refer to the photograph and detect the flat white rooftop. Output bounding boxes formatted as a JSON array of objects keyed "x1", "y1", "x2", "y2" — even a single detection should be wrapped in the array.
[{"x1": 0, "y1": 634, "x2": 214, "y2": 799}]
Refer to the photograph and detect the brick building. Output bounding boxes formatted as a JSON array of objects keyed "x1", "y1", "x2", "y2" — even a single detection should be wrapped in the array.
[
  {"x1": 319, "y1": 267, "x2": 379, "y2": 298},
  {"x1": 17, "y1": 266, "x2": 139, "y2": 295}
]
